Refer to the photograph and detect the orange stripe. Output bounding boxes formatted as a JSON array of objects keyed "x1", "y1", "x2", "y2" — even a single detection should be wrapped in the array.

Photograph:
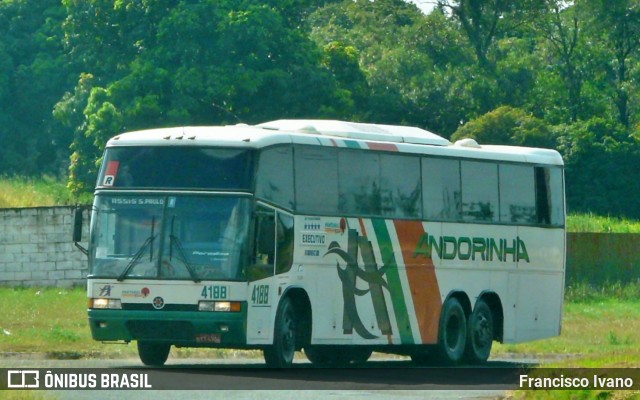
[
  {"x1": 367, "y1": 142, "x2": 398, "y2": 152},
  {"x1": 393, "y1": 220, "x2": 442, "y2": 344},
  {"x1": 358, "y1": 218, "x2": 367, "y2": 235}
]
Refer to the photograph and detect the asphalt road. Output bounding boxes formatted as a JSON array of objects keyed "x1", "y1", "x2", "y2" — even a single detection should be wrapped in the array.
[{"x1": 1, "y1": 354, "x2": 538, "y2": 399}]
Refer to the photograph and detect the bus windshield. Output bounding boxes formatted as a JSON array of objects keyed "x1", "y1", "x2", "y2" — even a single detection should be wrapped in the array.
[
  {"x1": 89, "y1": 195, "x2": 252, "y2": 281},
  {"x1": 97, "y1": 147, "x2": 254, "y2": 190}
]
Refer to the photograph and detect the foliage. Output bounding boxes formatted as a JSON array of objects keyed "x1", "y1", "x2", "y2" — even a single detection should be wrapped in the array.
[
  {"x1": 557, "y1": 117, "x2": 640, "y2": 218},
  {"x1": 56, "y1": 0, "x2": 349, "y2": 195},
  {"x1": 0, "y1": 0, "x2": 640, "y2": 217},
  {"x1": 0, "y1": 0, "x2": 73, "y2": 176},
  {"x1": 450, "y1": 106, "x2": 557, "y2": 148}
]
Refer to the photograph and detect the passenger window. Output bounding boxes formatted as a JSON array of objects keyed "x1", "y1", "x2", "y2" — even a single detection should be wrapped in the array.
[
  {"x1": 294, "y1": 146, "x2": 338, "y2": 214},
  {"x1": 381, "y1": 154, "x2": 421, "y2": 218},
  {"x1": 461, "y1": 161, "x2": 499, "y2": 222},
  {"x1": 339, "y1": 151, "x2": 380, "y2": 215},
  {"x1": 423, "y1": 157, "x2": 461, "y2": 221},
  {"x1": 256, "y1": 146, "x2": 294, "y2": 209},
  {"x1": 500, "y1": 164, "x2": 536, "y2": 223},
  {"x1": 535, "y1": 167, "x2": 565, "y2": 226}
]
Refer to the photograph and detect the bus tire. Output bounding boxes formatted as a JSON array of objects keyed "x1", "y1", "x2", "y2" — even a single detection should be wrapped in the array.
[
  {"x1": 304, "y1": 346, "x2": 333, "y2": 365},
  {"x1": 137, "y1": 341, "x2": 171, "y2": 366},
  {"x1": 464, "y1": 299, "x2": 494, "y2": 364},
  {"x1": 264, "y1": 297, "x2": 297, "y2": 368},
  {"x1": 436, "y1": 297, "x2": 467, "y2": 365}
]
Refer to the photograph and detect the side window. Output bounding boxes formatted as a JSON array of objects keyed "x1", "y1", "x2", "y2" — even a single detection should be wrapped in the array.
[
  {"x1": 380, "y1": 154, "x2": 421, "y2": 218},
  {"x1": 548, "y1": 168, "x2": 565, "y2": 226},
  {"x1": 256, "y1": 146, "x2": 294, "y2": 210},
  {"x1": 294, "y1": 146, "x2": 338, "y2": 214},
  {"x1": 275, "y1": 213, "x2": 294, "y2": 274},
  {"x1": 499, "y1": 164, "x2": 536, "y2": 223},
  {"x1": 423, "y1": 158, "x2": 461, "y2": 221},
  {"x1": 248, "y1": 206, "x2": 276, "y2": 282},
  {"x1": 461, "y1": 161, "x2": 499, "y2": 222},
  {"x1": 339, "y1": 150, "x2": 380, "y2": 215},
  {"x1": 535, "y1": 167, "x2": 565, "y2": 226}
]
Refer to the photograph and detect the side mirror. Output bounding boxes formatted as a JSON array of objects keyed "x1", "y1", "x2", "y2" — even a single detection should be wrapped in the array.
[
  {"x1": 73, "y1": 207, "x2": 83, "y2": 242},
  {"x1": 73, "y1": 206, "x2": 88, "y2": 256}
]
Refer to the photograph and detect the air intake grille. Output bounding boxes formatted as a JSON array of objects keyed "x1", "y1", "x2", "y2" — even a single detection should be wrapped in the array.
[{"x1": 126, "y1": 320, "x2": 194, "y2": 341}]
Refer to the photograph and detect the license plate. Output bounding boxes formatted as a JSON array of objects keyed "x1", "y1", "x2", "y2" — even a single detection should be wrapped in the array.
[{"x1": 195, "y1": 334, "x2": 221, "y2": 344}]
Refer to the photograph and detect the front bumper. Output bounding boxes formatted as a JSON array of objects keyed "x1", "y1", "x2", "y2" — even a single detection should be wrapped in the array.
[{"x1": 88, "y1": 306, "x2": 247, "y2": 346}]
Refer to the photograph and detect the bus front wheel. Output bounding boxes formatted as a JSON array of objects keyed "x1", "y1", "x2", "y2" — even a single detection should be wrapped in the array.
[
  {"x1": 436, "y1": 297, "x2": 467, "y2": 364},
  {"x1": 264, "y1": 297, "x2": 297, "y2": 368},
  {"x1": 464, "y1": 299, "x2": 494, "y2": 364},
  {"x1": 137, "y1": 341, "x2": 171, "y2": 366}
]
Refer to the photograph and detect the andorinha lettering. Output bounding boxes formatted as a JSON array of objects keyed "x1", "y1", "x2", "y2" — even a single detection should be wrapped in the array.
[{"x1": 414, "y1": 232, "x2": 530, "y2": 263}]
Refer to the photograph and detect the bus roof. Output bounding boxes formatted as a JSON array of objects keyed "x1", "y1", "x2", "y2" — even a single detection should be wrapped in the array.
[{"x1": 106, "y1": 120, "x2": 564, "y2": 166}]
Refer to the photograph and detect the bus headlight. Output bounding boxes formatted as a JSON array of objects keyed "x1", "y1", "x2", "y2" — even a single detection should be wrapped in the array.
[
  {"x1": 89, "y1": 298, "x2": 122, "y2": 309},
  {"x1": 198, "y1": 301, "x2": 241, "y2": 312}
]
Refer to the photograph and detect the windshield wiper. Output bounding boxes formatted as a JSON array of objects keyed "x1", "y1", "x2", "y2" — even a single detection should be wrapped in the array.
[
  {"x1": 169, "y1": 234, "x2": 201, "y2": 283},
  {"x1": 117, "y1": 235, "x2": 157, "y2": 282}
]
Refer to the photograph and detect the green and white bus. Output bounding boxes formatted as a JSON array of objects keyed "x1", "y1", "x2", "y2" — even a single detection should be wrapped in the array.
[{"x1": 78, "y1": 120, "x2": 565, "y2": 367}]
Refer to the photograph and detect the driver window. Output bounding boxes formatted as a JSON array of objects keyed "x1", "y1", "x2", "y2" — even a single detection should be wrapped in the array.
[
  {"x1": 248, "y1": 206, "x2": 276, "y2": 281},
  {"x1": 275, "y1": 213, "x2": 294, "y2": 275}
]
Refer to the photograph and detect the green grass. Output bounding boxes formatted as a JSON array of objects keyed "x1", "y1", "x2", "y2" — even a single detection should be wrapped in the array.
[
  {"x1": 1, "y1": 287, "x2": 639, "y2": 399},
  {"x1": 0, "y1": 287, "x2": 260, "y2": 359},
  {"x1": 0, "y1": 392, "x2": 49, "y2": 400},
  {"x1": 567, "y1": 213, "x2": 640, "y2": 233},
  {"x1": 0, "y1": 286, "x2": 638, "y2": 364},
  {"x1": 493, "y1": 300, "x2": 640, "y2": 361},
  {"x1": 0, "y1": 176, "x2": 87, "y2": 208},
  {"x1": 564, "y1": 281, "x2": 640, "y2": 303}
]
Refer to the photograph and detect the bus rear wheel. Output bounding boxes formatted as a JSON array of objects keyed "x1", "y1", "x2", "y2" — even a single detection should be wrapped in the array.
[
  {"x1": 464, "y1": 299, "x2": 494, "y2": 364},
  {"x1": 435, "y1": 297, "x2": 467, "y2": 365},
  {"x1": 264, "y1": 297, "x2": 297, "y2": 368},
  {"x1": 137, "y1": 341, "x2": 171, "y2": 366}
]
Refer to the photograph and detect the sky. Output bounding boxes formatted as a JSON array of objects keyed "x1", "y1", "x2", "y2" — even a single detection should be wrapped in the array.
[{"x1": 406, "y1": 0, "x2": 437, "y2": 14}]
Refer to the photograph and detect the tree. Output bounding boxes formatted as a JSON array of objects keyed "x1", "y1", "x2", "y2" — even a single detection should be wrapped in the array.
[
  {"x1": 583, "y1": 0, "x2": 640, "y2": 128},
  {"x1": 435, "y1": 0, "x2": 542, "y2": 74},
  {"x1": 556, "y1": 118, "x2": 640, "y2": 217},
  {"x1": 60, "y1": 0, "x2": 346, "y2": 194},
  {"x1": 0, "y1": 0, "x2": 72, "y2": 175},
  {"x1": 450, "y1": 106, "x2": 557, "y2": 148},
  {"x1": 532, "y1": 0, "x2": 587, "y2": 123}
]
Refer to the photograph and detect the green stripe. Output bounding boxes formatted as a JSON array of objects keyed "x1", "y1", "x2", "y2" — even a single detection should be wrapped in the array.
[
  {"x1": 343, "y1": 139, "x2": 361, "y2": 149},
  {"x1": 371, "y1": 219, "x2": 414, "y2": 345}
]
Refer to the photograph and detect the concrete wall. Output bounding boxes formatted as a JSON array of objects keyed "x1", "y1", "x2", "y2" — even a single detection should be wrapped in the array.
[{"x1": 0, "y1": 206, "x2": 89, "y2": 288}]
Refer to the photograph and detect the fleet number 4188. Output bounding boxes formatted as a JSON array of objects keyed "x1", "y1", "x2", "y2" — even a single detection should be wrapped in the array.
[
  {"x1": 201, "y1": 285, "x2": 228, "y2": 299},
  {"x1": 251, "y1": 285, "x2": 269, "y2": 305}
]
